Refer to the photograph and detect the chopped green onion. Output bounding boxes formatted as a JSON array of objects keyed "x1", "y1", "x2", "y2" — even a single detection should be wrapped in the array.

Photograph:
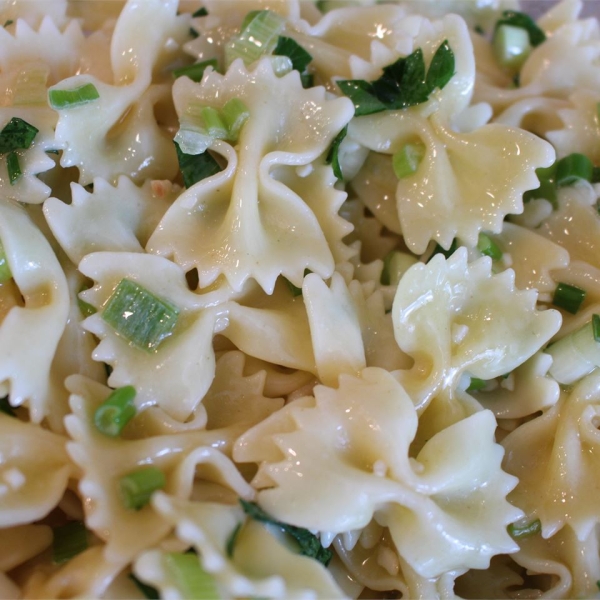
[
  {"x1": 428, "y1": 239, "x2": 459, "y2": 262},
  {"x1": 240, "y1": 9, "x2": 262, "y2": 31},
  {"x1": 175, "y1": 141, "x2": 222, "y2": 187},
  {"x1": 77, "y1": 282, "x2": 96, "y2": 318},
  {"x1": 325, "y1": 125, "x2": 347, "y2": 181},
  {"x1": 593, "y1": 314, "x2": 600, "y2": 342},
  {"x1": 0, "y1": 397, "x2": 15, "y2": 417},
  {"x1": 94, "y1": 386, "x2": 137, "y2": 437},
  {"x1": 477, "y1": 233, "x2": 502, "y2": 261},
  {"x1": 200, "y1": 107, "x2": 228, "y2": 139},
  {"x1": 102, "y1": 279, "x2": 180, "y2": 352},
  {"x1": 221, "y1": 98, "x2": 250, "y2": 141},
  {"x1": 495, "y1": 10, "x2": 546, "y2": 47},
  {"x1": 224, "y1": 10, "x2": 285, "y2": 68},
  {"x1": 0, "y1": 240, "x2": 11, "y2": 284},
  {"x1": 523, "y1": 163, "x2": 557, "y2": 207},
  {"x1": 493, "y1": 24, "x2": 531, "y2": 69},
  {"x1": 174, "y1": 126, "x2": 213, "y2": 156},
  {"x1": 507, "y1": 518, "x2": 541, "y2": 539},
  {"x1": 240, "y1": 499, "x2": 332, "y2": 566},
  {"x1": 46, "y1": 149, "x2": 60, "y2": 155},
  {"x1": 273, "y1": 36, "x2": 312, "y2": 73},
  {"x1": 129, "y1": 574, "x2": 160, "y2": 599},
  {"x1": 597, "y1": 581, "x2": 600, "y2": 592},
  {"x1": 226, "y1": 523, "x2": 242, "y2": 558},
  {"x1": 52, "y1": 521, "x2": 88, "y2": 564},
  {"x1": 119, "y1": 466, "x2": 166, "y2": 510},
  {"x1": 547, "y1": 317, "x2": 600, "y2": 384},
  {"x1": 48, "y1": 83, "x2": 100, "y2": 110},
  {"x1": 552, "y1": 282, "x2": 586, "y2": 315},
  {"x1": 192, "y1": 7, "x2": 208, "y2": 17},
  {"x1": 380, "y1": 251, "x2": 417, "y2": 286},
  {"x1": 467, "y1": 377, "x2": 487, "y2": 392},
  {"x1": 269, "y1": 54, "x2": 294, "y2": 76},
  {"x1": 172, "y1": 59, "x2": 218, "y2": 82},
  {"x1": 283, "y1": 269, "x2": 311, "y2": 297},
  {"x1": 4, "y1": 20, "x2": 13, "y2": 27},
  {"x1": 300, "y1": 72, "x2": 314, "y2": 88},
  {"x1": 163, "y1": 552, "x2": 220, "y2": 600},
  {"x1": 555, "y1": 153, "x2": 593, "y2": 187},
  {"x1": 0, "y1": 117, "x2": 39, "y2": 154},
  {"x1": 7, "y1": 151, "x2": 21, "y2": 185},
  {"x1": 392, "y1": 142, "x2": 425, "y2": 179}
]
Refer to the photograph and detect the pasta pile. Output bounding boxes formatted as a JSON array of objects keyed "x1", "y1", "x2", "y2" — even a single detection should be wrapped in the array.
[{"x1": 1, "y1": 0, "x2": 600, "y2": 598}]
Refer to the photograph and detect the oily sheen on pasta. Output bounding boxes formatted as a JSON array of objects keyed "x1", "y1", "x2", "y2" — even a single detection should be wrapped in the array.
[{"x1": 2, "y1": 0, "x2": 600, "y2": 598}]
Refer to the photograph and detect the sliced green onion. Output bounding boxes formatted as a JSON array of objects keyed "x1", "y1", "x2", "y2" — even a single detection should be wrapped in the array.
[
  {"x1": 221, "y1": 98, "x2": 250, "y2": 141},
  {"x1": 163, "y1": 552, "x2": 220, "y2": 600},
  {"x1": 0, "y1": 240, "x2": 11, "y2": 284},
  {"x1": 273, "y1": 36, "x2": 312, "y2": 73},
  {"x1": 555, "y1": 153, "x2": 593, "y2": 187},
  {"x1": 547, "y1": 318, "x2": 600, "y2": 384},
  {"x1": 380, "y1": 250, "x2": 417, "y2": 286},
  {"x1": 283, "y1": 269, "x2": 311, "y2": 297},
  {"x1": 172, "y1": 59, "x2": 218, "y2": 82},
  {"x1": 593, "y1": 314, "x2": 600, "y2": 342},
  {"x1": 129, "y1": 574, "x2": 160, "y2": 599},
  {"x1": 48, "y1": 83, "x2": 100, "y2": 110},
  {"x1": 493, "y1": 24, "x2": 531, "y2": 69},
  {"x1": 13, "y1": 65, "x2": 49, "y2": 105},
  {"x1": 0, "y1": 117, "x2": 39, "y2": 154},
  {"x1": 428, "y1": 239, "x2": 459, "y2": 262},
  {"x1": 200, "y1": 107, "x2": 228, "y2": 139},
  {"x1": 240, "y1": 10, "x2": 262, "y2": 32},
  {"x1": 477, "y1": 233, "x2": 502, "y2": 261},
  {"x1": 102, "y1": 279, "x2": 180, "y2": 352},
  {"x1": 552, "y1": 282, "x2": 586, "y2": 314},
  {"x1": 325, "y1": 125, "x2": 347, "y2": 181},
  {"x1": 4, "y1": 20, "x2": 13, "y2": 27},
  {"x1": 52, "y1": 521, "x2": 88, "y2": 564},
  {"x1": 269, "y1": 54, "x2": 294, "y2": 76},
  {"x1": 392, "y1": 142, "x2": 425, "y2": 179},
  {"x1": 7, "y1": 151, "x2": 21, "y2": 185},
  {"x1": 467, "y1": 377, "x2": 487, "y2": 392},
  {"x1": 224, "y1": 10, "x2": 285, "y2": 68},
  {"x1": 192, "y1": 7, "x2": 208, "y2": 17},
  {"x1": 0, "y1": 397, "x2": 15, "y2": 417},
  {"x1": 119, "y1": 466, "x2": 166, "y2": 510},
  {"x1": 94, "y1": 386, "x2": 137, "y2": 437},
  {"x1": 174, "y1": 126, "x2": 213, "y2": 156},
  {"x1": 507, "y1": 518, "x2": 541, "y2": 539},
  {"x1": 77, "y1": 282, "x2": 96, "y2": 318},
  {"x1": 175, "y1": 141, "x2": 222, "y2": 188},
  {"x1": 495, "y1": 10, "x2": 546, "y2": 47}
]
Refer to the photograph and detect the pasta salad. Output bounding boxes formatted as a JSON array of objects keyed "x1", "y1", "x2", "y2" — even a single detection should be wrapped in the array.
[{"x1": 0, "y1": 0, "x2": 599, "y2": 598}]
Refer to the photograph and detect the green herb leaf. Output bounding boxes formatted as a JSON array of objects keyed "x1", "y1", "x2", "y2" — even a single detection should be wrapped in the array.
[
  {"x1": 52, "y1": 521, "x2": 88, "y2": 564},
  {"x1": 273, "y1": 36, "x2": 312, "y2": 73},
  {"x1": 338, "y1": 40, "x2": 455, "y2": 116},
  {"x1": 495, "y1": 10, "x2": 546, "y2": 47},
  {"x1": 240, "y1": 499, "x2": 332, "y2": 566},
  {"x1": 467, "y1": 377, "x2": 487, "y2": 392},
  {"x1": 192, "y1": 7, "x2": 208, "y2": 17},
  {"x1": 48, "y1": 83, "x2": 100, "y2": 109},
  {"x1": 172, "y1": 59, "x2": 218, "y2": 82},
  {"x1": 7, "y1": 151, "x2": 21, "y2": 185},
  {"x1": 325, "y1": 125, "x2": 347, "y2": 181},
  {"x1": 0, "y1": 117, "x2": 39, "y2": 154},
  {"x1": 175, "y1": 141, "x2": 222, "y2": 188}
]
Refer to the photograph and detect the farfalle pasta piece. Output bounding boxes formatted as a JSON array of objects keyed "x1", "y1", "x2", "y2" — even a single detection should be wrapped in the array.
[
  {"x1": 147, "y1": 59, "x2": 354, "y2": 293},
  {"x1": 503, "y1": 371, "x2": 600, "y2": 541},
  {"x1": 392, "y1": 248, "x2": 561, "y2": 407},
  {"x1": 0, "y1": 414, "x2": 74, "y2": 527},
  {"x1": 79, "y1": 252, "x2": 223, "y2": 422},
  {"x1": 0, "y1": 524, "x2": 52, "y2": 571},
  {"x1": 0, "y1": 198, "x2": 69, "y2": 423},
  {"x1": 135, "y1": 494, "x2": 344, "y2": 599},
  {"x1": 50, "y1": 0, "x2": 188, "y2": 185},
  {"x1": 44, "y1": 176, "x2": 179, "y2": 265},
  {"x1": 64, "y1": 375, "x2": 252, "y2": 563},
  {"x1": 0, "y1": 1, "x2": 67, "y2": 29},
  {"x1": 303, "y1": 272, "x2": 365, "y2": 387},
  {"x1": 351, "y1": 110, "x2": 554, "y2": 254},
  {"x1": 491, "y1": 222, "x2": 569, "y2": 295},
  {"x1": 235, "y1": 367, "x2": 521, "y2": 578}
]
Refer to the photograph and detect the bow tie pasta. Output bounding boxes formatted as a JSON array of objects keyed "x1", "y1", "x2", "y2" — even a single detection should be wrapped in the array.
[{"x1": 4, "y1": 0, "x2": 600, "y2": 598}]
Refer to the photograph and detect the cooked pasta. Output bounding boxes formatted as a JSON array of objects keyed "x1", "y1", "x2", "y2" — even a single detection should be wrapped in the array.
[{"x1": 1, "y1": 0, "x2": 600, "y2": 598}]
